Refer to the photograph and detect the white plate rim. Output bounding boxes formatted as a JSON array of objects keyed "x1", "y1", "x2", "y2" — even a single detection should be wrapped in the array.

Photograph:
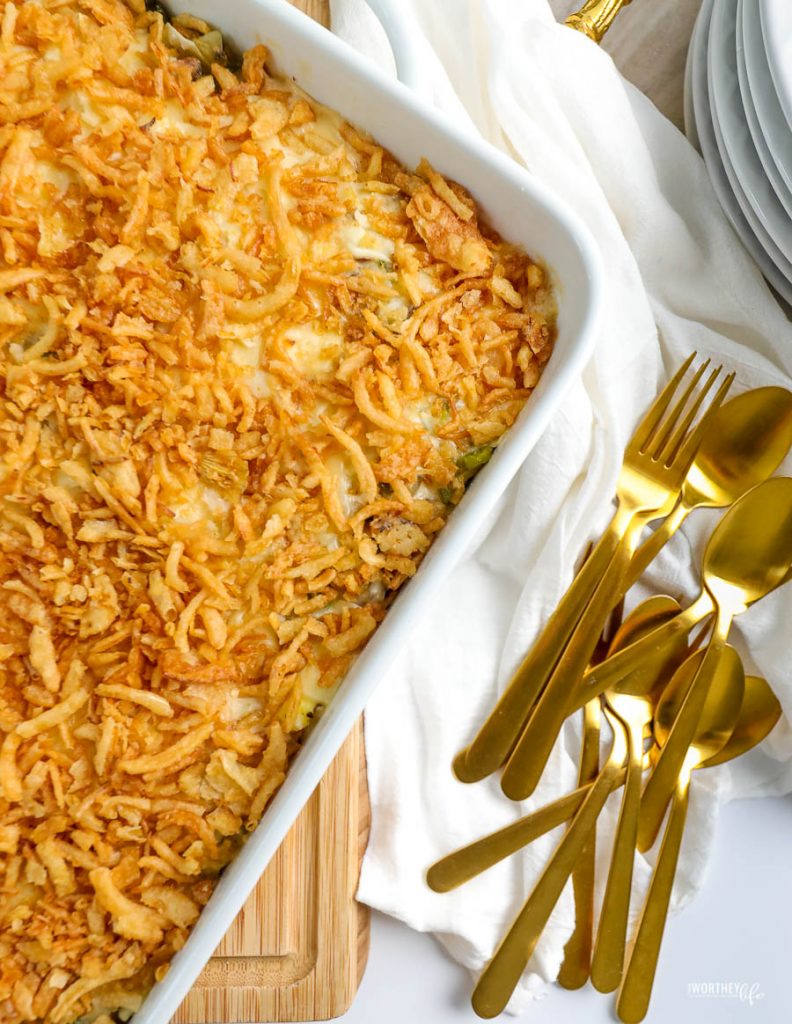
[
  {"x1": 693, "y1": 0, "x2": 792, "y2": 302},
  {"x1": 709, "y1": 0, "x2": 792, "y2": 260},
  {"x1": 759, "y1": 0, "x2": 792, "y2": 133},
  {"x1": 684, "y1": 10, "x2": 699, "y2": 149},
  {"x1": 741, "y1": 0, "x2": 792, "y2": 196},
  {"x1": 707, "y1": 12, "x2": 792, "y2": 289},
  {"x1": 735, "y1": 0, "x2": 792, "y2": 221}
]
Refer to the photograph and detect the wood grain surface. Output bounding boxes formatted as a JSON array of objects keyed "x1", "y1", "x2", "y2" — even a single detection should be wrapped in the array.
[
  {"x1": 290, "y1": 0, "x2": 329, "y2": 27},
  {"x1": 173, "y1": 722, "x2": 369, "y2": 1023}
]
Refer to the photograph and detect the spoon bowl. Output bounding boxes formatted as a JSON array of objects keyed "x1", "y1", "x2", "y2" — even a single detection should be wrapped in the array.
[
  {"x1": 591, "y1": 596, "x2": 689, "y2": 993},
  {"x1": 684, "y1": 386, "x2": 792, "y2": 508},
  {"x1": 607, "y1": 596, "x2": 690, "y2": 710},
  {"x1": 702, "y1": 674, "x2": 781, "y2": 768},
  {"x1": 653, "y1": 645, "x2": 745, "y2": 754},
  {"x1": 702, "y1": 477, "x2": 792, "y2": 607}
]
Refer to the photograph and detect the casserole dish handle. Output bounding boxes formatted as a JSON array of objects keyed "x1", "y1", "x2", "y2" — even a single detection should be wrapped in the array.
[{"x1": 363, "y1": 0, "x2": 435, "y2": 100}]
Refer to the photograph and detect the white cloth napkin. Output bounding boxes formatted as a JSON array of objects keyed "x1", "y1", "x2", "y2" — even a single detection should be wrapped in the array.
[{"x1": 329, "y1": 0, "x2": 792, "y2": 1011}]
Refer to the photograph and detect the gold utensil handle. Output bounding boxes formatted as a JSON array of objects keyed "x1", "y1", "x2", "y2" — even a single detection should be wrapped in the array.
[
  {"x1": 426, "y1": 780, "x2": 596, "y2": 893},
  {"x1": 455, "y1": 514, "x2": 624, "y2": 783},
  {"x1": 617, "y1": 783, "x2": 690, "y2": 1023},
  {"x1": 501, "y1": 518, "x2": 641, "y2": 801},
  {"x1": 637, "y1": 631, "x2": 727, "y2": 853},
  {"x1": 472, "y1": 744, "x2": 626, "y2": 1018},
  {"x1": 574, "y1": 593, "x2": 714, "y2": 710},
  {"x1": 622, "y1": 501, "x2": 688, "y2": 595},
  {"x1": 565, "y1": 0, "x2": 632, "y2": 43},
  {"x1": 557, "y1": 699, "x2": 601, "y2": 990},
  {"x1": 590, "y1": 718, "x2": 643, "y2": 992}
]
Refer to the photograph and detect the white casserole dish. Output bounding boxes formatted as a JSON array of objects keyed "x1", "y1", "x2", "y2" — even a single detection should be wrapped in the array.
[{"x1": 134, "y1": 2, "x2": 602, "y2": 1020}]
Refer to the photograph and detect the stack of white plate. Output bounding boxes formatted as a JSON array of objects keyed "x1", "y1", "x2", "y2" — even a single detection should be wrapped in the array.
[{"x1": 686, "y1": 0, "x2": 792, "y2": 303}]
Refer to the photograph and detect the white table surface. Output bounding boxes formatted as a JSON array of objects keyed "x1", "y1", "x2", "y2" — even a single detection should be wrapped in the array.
[{"x1": 339, "y1": 796, "x2": 792, "y2": 1024}]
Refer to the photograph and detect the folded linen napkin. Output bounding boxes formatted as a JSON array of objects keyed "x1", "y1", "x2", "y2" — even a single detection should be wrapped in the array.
[{"x1": 328, "y1": 0, "x2": 792, "y2": 1011}]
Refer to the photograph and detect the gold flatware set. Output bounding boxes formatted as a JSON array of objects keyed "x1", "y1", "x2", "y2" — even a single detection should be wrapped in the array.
[{"x1": 427, "y1": 356, "x2": 792, "y2": 1021}]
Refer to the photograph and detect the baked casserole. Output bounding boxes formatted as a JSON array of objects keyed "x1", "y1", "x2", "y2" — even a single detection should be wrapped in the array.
[{"x1": 0, "y1": 1, "x2": 557, "y2": 1020}]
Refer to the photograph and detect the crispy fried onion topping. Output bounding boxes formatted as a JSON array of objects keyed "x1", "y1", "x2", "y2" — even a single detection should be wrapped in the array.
[{"x1": 0, "y1": 1, "x2": 555, "y2": 1020}]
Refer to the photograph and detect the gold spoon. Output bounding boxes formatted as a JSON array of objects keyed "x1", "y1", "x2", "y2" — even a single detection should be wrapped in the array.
[
  {"x1": 616, "y1": 647, "x2": 745, "y2": 1022},
  {"x1": 558, "y1": 596, "x2": 625, "y2": 990},
  {"x1": 590, "y1": 596, "x2": 689, "y2": 993},
  {"x1": 638, "y1": 476, "x2": 792, "y2": 851},
  {"x1": 425, "y1": 671, "x2": 777, "y2": 895},
  {"x1": 471, "y1": 705, "x2": 629, "y2": 1018},
  {"x1": 623, "y1": 386, "x2": 792, "y2": 592},
  {"x1": 575, "y1": 478, "x2": 792, "y2": 716},
  {"x1": 701, "y1": 672, "x2": 781, "y2": 767},
  {"x1": 556, "y1": 678, "x2": 602, "y2": 990}
]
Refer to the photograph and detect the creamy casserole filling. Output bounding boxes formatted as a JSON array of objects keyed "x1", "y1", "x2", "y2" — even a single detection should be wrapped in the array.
[{"x1": 0, "y1": 2, "x2": 556, "y2": 1020}]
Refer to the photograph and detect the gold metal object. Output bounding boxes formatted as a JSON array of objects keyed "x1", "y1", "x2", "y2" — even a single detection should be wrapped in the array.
[
  {"x1": 616, "y1": 647, "x2": 745, "y2": 1023},
  {"x1": 702, "y1": 674, "x2": 781, "y2": 768},
  {"x1": 426, "y1": 672, "x2": 778, "y2": 897},
  {"x1": 577, "y1": 507, "x2": 792, "y2": 713},
  {"x1": 556, "y1": 697, "x2": 599, "y2": 990},
  {"x1": 425, "y1": 785, "x2": 595, "y2": 893},
  {"x1": 624, "y1": 387, "x2": 792, "y2": 591},
  {"x1": 452, "y1": 355, "x2": 704, "y2": 784},
  {"x1": 637, "y1": 476, "x2": 792, "y2": 851},
  {"x1": 590, "y1": 596, "x2": 687, "y2": 994},
  {"x1": 455, "y1": 354, "x2": 730, "y2": 789},
  {"x1": 559, "y1": 584, "x2": 624, "y2": 990},
  {"x1": 472, "y1": 708, "x2": 629, "y2": 1019},
  {"x1": 456, "y1": 356, "x2": 733, "y2": 786},
  {"x1": 431, "y1": 599, "x2": 633, "y2": 897},
  {"x1": 574, "y1": 594, "x2": 711, "y2": 711},
  {"x1": 565, "y1": 0, "x2": 632, "y2": 43},
  {"x1": 435, "y1": 374, "x2": 791, "y2": 1017},
  {"x1": 500, "y1": 365, "x2": 735, "y2": 802}
]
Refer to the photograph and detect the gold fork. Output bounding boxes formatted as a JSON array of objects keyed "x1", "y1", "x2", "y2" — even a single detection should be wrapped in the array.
[
  {"x1": 454, "y1": 355, "x2": 731, "y2": 787},
  {"x1": 500, "y1": 363, "x2": 734, "y2": 800}
]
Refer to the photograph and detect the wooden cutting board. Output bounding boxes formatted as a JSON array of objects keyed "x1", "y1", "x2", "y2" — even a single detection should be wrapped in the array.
[{"x1": 172, "y1": 721, "x2": 370, "y2": 1023}]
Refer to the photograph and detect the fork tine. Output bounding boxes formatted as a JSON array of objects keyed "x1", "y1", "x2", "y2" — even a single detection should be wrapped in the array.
[
  {"x1": 654, "y1": 363, "x2": 721, "y2": 464},
  {"x1": 644, "y1": 358, "x2": 711, "y2": 457},
  {"x1": 665, "y1": 371, "x2": 735, "y2": 470},
  {"x1": 628, "y1": 351, "x2": 697, "y2": 453}
]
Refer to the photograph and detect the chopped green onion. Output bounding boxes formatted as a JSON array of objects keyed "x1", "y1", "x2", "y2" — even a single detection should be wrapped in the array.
[{"x1": 456, "y1": 444, "x2": 494, "y2": 473}]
